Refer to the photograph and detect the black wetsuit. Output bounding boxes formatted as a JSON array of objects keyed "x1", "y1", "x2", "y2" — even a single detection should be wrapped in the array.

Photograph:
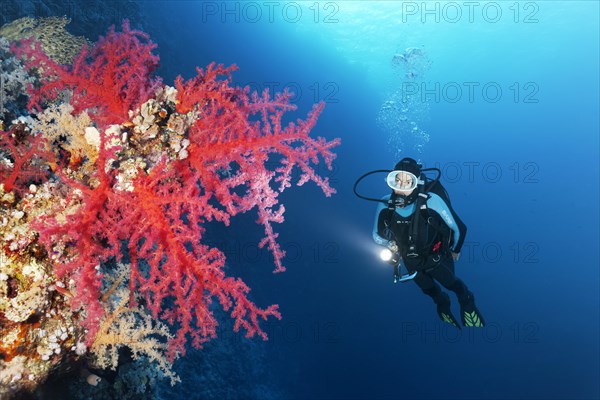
[{"x1": 372, "y1": 191, "x2": 470, "y2": 305}]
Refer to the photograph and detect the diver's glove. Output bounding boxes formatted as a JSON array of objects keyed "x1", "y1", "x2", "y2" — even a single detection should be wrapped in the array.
[{"x1": 388, "y1": 241, "x2": 399, "y2": 253}]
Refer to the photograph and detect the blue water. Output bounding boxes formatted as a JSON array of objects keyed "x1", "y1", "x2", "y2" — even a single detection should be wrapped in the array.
[{"x1": 113, "y1": 2, "x2": 599, "y2": 399}]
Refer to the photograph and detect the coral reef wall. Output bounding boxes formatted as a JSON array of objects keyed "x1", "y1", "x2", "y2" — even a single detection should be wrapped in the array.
[
  {"x1": 0, "y1": 0, "x2": 143, "y2": 41},
  {"x1": 1, "y1": 10, "x2": 339, "y2": 399}
]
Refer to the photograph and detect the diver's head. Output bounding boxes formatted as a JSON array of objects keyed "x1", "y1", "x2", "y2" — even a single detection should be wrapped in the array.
[
  {"x1": 394, "y1": 157, "x2": 421, "y2": 177},
  {"x1": 386, "y1": 157, "x2": 423, "y2": 206}
]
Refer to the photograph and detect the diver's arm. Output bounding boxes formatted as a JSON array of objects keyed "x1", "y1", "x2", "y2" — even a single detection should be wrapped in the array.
[
  {"x1": 372, "y1": 195, "x2": 393, "y2": 246},
  {"x1": 451, "y1": 207, "x2": 467, "y2": 252},
  {"x1": 427, "y1": 193, "x2": 467, "y2": 253}
]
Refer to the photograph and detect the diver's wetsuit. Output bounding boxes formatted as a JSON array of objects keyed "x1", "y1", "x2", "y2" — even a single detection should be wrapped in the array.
[{"x1": 372, "y1": 192, "x2": 471, "y2": 305}]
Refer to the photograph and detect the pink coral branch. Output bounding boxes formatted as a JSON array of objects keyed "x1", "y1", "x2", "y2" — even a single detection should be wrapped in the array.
[
  {"x1": 0, "y1": 128, "x2": 54, "y2": 194},
  {"x1": 13, "y1": 20, "x2": 161, "y2": 128},
  {"x1": 20, "y1": 22, "x2": 339, "y2": 360}
]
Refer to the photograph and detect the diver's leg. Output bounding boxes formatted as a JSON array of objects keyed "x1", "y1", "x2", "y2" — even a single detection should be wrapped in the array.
[
  {"x1": 428, "y1": 258, "x2": 485, "y2": 327},
  {"x1": 427, "y1": 257, "x2": 467, "y2": 299},
  {"x1": 413, "y1": 272, "x2": 460, "y2": 328}
]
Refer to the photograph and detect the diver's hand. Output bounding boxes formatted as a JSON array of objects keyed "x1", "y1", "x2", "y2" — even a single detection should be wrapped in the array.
[
  {"x1": 388, "y1": 241, "x2": 399, "y2": 253},
  {"x1": 451, "y1": 252, "x2": 460, "y2": 262}
]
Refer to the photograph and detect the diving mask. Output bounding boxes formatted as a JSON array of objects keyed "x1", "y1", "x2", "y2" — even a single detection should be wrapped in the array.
[{"x1": 386, "y1": 170, "x2": 419, "y2": 192}]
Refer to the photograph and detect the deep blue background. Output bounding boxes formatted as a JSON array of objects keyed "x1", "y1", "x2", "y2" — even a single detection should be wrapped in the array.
[{"x1": 135, "y1": 2, "x2": 599, "y2": 399}]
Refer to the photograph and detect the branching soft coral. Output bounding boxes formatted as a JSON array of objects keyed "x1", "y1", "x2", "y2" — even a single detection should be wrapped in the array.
[
  {"x1": 13, "y1": 21, "x2": 340, "y2": 360},
  {"x1": 92, "y1": 264, "x2": 180, "y2": 385},
  {"x1": 176, "y1": 64, "x2": 338, "y2": 271},
  {"x1": 13, "y1": 20, "x2": 161, "y2": 128},
  {"x1": 0, "y1": 124, "x2": 54, "y2": 194}
]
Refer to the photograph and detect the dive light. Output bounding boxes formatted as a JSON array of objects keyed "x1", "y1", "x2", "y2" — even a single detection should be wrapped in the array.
[
  {"x1": 379, "y1": 246, "x2": 417, "y2": 283},
  {"x1": 380, "y1": 248, "x2": 399, "y2": 264}
]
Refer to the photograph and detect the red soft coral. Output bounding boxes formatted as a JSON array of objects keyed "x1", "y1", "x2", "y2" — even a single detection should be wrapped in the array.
[
  {"x1": 21, "y1": 23, "x2": 340, "y2": 360},
  {"x1": 0, "y1": 125, "x2": 54, "y2": 195},
  {"x1": 177, "y1": 64, "x2": 338, "y2": 271},
  {"x1": 13, "y1": 20, "x2": 161, "y2": 128}
]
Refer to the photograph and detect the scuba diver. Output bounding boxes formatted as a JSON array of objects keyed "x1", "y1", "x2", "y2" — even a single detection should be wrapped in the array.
[{"x1": 354, "y1": 157, "x2": 485, "y2": 328}]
